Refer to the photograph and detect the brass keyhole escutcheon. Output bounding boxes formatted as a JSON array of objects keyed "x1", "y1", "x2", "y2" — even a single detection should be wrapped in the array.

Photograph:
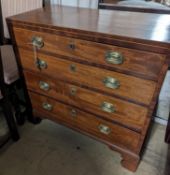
[
  {"x1": 68, "y1": 42, "x2": 76, "y2": 50},
  {"x1": 70, "y1": 64, "x2": 77, "y2": 72},
  {"x1": 70, "y1": 109, "x2": 77, "y2": 117},
  {"x1": 70, "y1": 87, "x2": 77, "y2": 96}
]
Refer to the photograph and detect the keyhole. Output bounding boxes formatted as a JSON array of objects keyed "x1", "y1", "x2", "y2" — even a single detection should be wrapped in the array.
[
  {"x1": 70, "y1": 87, "x2": 77, "y2": 96},
  {"x1": 70, "y1": 109, "x2": 77, "y2": 117},
  {"x1": 68, "y1": 42, "x2": 76, "y2": 50},
  {"x1": 70, "y1": 64, "x2": 76, "y2": 72}
]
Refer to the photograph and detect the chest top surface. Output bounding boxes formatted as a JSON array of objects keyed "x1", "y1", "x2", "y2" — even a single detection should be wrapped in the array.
[{"x1": 7, "y1": 5, "x2": 170, "y2": 45}]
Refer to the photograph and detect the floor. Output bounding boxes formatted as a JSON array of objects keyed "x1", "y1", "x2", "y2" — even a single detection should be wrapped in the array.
[
  {"x1": 0, "y1": 119, "x2": 169, "y2": 175},
  {"x1": 157, "y1": 71, "x2": 170, "y2": 122}
]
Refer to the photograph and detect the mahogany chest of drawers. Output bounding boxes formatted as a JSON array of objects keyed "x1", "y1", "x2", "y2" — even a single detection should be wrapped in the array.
[{"x1": 7, "y1": 5, "x2": 170, "y2": 172}]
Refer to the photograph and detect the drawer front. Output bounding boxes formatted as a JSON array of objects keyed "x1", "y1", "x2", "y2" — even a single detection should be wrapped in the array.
[
  {"x1": 14, "y1": 27, "x2": 165, "y2": 80},
  {"x1": 19, "y1": 49, "x2": 156, "y2": 105},
  {"x1": 24, "y1": 71, "x2": 148, "y2": 131},
  {"x1": 29, "y1": 92, "x2": 141, "y2": 152}
]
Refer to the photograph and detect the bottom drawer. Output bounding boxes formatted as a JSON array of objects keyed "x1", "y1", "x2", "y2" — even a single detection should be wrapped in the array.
[{"x1": 29, "y1": 92, "x2": 141, "y2": 153}]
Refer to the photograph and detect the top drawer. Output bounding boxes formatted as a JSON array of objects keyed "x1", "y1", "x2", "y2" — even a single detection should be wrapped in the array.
[{"x1": 13, "y1": 27, "x2": 165, "y2": 80}]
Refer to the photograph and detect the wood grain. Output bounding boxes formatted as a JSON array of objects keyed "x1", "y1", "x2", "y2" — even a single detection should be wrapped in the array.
[
  {"x1": 24, "y1": 71, "x2": 148, "y2": 132},
  {"x1": 7, "y1": 5, "x2": 170, "y2": 172},
  {"x1": 13, "y1": 27, "x2": 166, "y2": 81},
  {"x1": 7, "y1": 5, "x2": 170, "y2": 47},
  {"x1": 29, "y1": 91, "x2": 141, "y2": 153},
  {"x1": 19, "y1": 49, "x2": 156, "y2": 105}
]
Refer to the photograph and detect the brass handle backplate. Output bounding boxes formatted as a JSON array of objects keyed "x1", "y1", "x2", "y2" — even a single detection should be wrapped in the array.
[
  {"x1": 36, "y1": 59, "x2": 48, "y2": 70},
  {"x1": 39, "y1": 81, "x2": 50, "y2": 91},
  {"x1": 105, "y1": 51, "x2": 124, "y2": 65},
  {"x1": 42, "y1": 102, "x2": 53, "y2": 111},
  {"x1": 98, "y1": 124, "x2": 111, "y2": 135},
  {"x1": 101, "y1": 102, "x2": 115, "y2": 113},
  {"x1": 32, "y1": 36, "x2": 44, "y2": 49},
  {"x1": 103, "y1": 77, "x2": 120, "y2": 89}
]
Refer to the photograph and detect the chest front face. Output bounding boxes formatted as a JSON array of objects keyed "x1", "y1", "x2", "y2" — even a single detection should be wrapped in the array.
[{"x1": 7, "y1": 6, "x2": 170, "y2": 172}]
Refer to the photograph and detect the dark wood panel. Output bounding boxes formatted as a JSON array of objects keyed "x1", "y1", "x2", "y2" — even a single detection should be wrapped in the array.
[
  {"x1": 99, "y1": 3, "x2": 170, "y2": 14},
  {"x1": 19, "y1": 49, "x2": 156, "y2": 105},
  {"x1": 24, "y1": 71, "x2": 148, "y2": 132},
  {"x1": 13, "y1": 27, "x2": 166, "y2": 81},
  {"x1": 29, "y1": 91, "x2": 141, "y2": 153}
]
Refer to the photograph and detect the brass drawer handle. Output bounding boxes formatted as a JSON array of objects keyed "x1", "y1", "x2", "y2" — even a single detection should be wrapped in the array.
[
  {"x1": 39, "y1": 81, "x2": 50, "y2": 91},
  {"x1": 105, "y1": 51, "x2": 124, "y2": 65},
  {"x1": 32, "y1": 36, "x2": 44, "y2": 49},
  {"x1": 70, "y1": 87, "x2": 77, "y2": 96},
  {"x1": 101, "y1": 102, "x2": 115, "y2": 113},
  {"x1": 103, "y1": 77, "x2": 120, "y2": 89},
  {"x1": 36, "y1": 59, "x2": 48, "y2": 70},
  {"x1": 42, "y1": 102, "x2": 53, "y2": 111},
  {"x1": 98, "y1": 124, "x2": 111, "y2": 135},
  {"x1": 70, "y1": 109, "x2": 77, "y2": 117}
]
